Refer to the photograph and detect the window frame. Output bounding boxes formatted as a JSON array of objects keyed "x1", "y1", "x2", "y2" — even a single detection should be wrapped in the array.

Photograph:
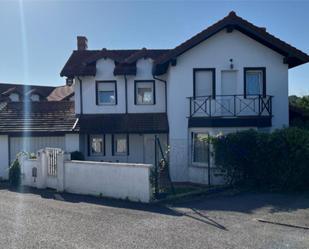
[
  {"x1": 96, "y1": 80, "x2": 117, "y2": 106},
  {"x1": 191, "y1": 132, "x2": 210, "y2": 167},
  {"x1": 244, "y1": 67, "x2": 266, "y2": 98},
  {"x1": 193, "y1": 68, "x2": 216, "y2": 99},
  {"x1": 112, "y1": 134, "x2": 129, "y2": 156},
  {"x1": 134, "y1": 80, "x2": 156, "y2": 105},
  {"x1": 9, "y1": 92, "x2": 20, "y2": 102},
  {"x1": 88, "y1": 134, "x2": 105, "y2": 156}
]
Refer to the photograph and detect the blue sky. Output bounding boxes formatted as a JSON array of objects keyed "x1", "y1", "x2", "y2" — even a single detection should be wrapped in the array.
[{"x1": 0, "y1": 0, "x2": 308, "y2": 95}]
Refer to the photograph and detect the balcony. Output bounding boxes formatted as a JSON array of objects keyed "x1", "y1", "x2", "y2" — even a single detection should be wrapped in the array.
[{"x1": 188, "y1": 95, "x2": 273, "y2": 127}]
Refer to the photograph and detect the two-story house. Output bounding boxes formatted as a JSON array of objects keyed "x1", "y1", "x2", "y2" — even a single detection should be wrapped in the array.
[
  {"x1": 60, "y1": 12, "x2": 309, "y2": 184},
  {"x1": 0, "y1": 11, "x2": 307, "y2": 184}
]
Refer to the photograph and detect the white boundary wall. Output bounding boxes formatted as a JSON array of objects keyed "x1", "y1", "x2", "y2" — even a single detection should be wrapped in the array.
[{"x1": 19, "y1": 149, "x2": 153, "y2": 203}]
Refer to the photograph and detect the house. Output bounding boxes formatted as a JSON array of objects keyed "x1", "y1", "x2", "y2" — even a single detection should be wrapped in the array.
[
  {"x1": 1, "y1": 11, "x2": 309, "y2": 184},
  {"x1": 0, "y1": 84, "x2": 75, "y2": 178}
]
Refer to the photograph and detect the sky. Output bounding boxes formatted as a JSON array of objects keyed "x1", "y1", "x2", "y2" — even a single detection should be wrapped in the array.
[{"x1": 0, "y1": 0, "x2": 308, "y2": 96}]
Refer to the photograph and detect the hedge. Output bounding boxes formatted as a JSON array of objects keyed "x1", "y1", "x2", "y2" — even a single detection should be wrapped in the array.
[{"x1": 212, "y1": 128, "x2": 309, "y2": 191}]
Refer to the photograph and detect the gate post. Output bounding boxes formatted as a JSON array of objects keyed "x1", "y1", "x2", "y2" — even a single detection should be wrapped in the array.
[
  {"x1": 36, "y1": 149, "x2": 47, "y2": 189},
  {"x1": 56, "y1": 150, "x2": 65, "y2": 192}
]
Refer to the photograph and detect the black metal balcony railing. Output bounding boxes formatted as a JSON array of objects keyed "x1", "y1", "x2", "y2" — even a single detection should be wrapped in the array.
[{"x1": 189, "y1": 95, "x2": 273, "y2": 118}]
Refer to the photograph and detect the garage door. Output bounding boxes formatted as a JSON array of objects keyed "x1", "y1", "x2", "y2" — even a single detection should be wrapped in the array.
[{"x1": 10, "y1": 136, "x2": 65, "y2": 163}]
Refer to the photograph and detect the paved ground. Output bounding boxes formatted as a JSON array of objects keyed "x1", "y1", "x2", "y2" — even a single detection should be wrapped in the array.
[{"x1": 0, "y1": 186, "x2": 308, "y2": 249}]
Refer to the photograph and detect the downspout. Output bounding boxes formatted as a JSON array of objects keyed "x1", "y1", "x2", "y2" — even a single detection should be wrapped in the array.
[
  {"x1": 77, "y1": 76, "x2": 83, "y2": 115},
  {"x1": 152, "y1": 75, "x2": 167, "y2": 113},
  {"x1": 124, "y1": 74, "x2": 128, "y2": 113}
]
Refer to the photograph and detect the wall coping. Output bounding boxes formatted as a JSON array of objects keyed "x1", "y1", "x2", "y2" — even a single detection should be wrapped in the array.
[{"x1": 66, "y1": 160, "x2": 153, "y2": 169}]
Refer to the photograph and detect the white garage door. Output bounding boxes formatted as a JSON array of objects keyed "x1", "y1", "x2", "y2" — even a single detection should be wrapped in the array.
[{"x1": 10, "y1": 136, "x2": 65, "y2": 163}]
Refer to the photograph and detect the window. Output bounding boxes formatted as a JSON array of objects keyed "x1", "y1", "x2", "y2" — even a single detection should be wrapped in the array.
[
  {"x1": 135, "y1": 81, "x2": 155, "y2": 105},
  {"x1": 89, "y1": 135, "x2": 105, "y2": 156},
  {"x1": 113, "y1": 134, "x2": 128, "y2": 155},
  {"x1": 30, "y1": 94, "x2": 40, "y2": 101},
  {"x1": 244, "y1": 68, "x2": 266, "y2": 96},
  {"x1": 193, "y1": 68, "x2": 215, "y2": 98},
  {"x1": 96, "y1": 81, "x2": 117, "y2": 105},
  {"x1": 192, "y1": 133, "x2": 209, "y2": 165},
  {"x1": 9, "y1": 93, "x2": 20, "y2": 102}
]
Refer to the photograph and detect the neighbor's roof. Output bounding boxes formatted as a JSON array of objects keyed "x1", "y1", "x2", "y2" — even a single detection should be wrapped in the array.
[
  {"x1": 60, "y1": 11, "x2": 309, "y2": 77},
  {"x1": 47, "y1": 85, "x2": 74, "y2": 101},
  {"x1": 0, "y1": 83, "x2": 74, "y2": 101},
  {"x1": 0, "y1": 101, "x2": 78, "y2": 135},
  {"x1": 77, "y1": 113, "x2": 169, "y2": 134}
]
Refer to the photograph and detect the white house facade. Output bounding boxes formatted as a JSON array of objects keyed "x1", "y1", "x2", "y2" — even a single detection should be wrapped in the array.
[{"x1": 0, "y1": 12, "x2": 308, "y2": 185}]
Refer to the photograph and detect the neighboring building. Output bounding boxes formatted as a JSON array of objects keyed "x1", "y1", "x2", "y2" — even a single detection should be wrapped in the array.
[
  {"x1": 0, "y1": 84, "x2": 75, "y2": 179},
  {"x1": 1, "y1": 11, "x2": 309, "y2": 184}
]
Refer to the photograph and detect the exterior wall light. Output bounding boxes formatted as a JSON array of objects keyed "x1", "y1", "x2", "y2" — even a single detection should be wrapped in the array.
[{"x1": 230, "y1": 58, "x2": 234, "y2": 69}]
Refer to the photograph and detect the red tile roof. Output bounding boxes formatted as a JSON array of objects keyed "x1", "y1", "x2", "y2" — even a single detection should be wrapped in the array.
[
  {"x1": 0, "y1": 101, "x2": 78, "y2": 135},
  {"x1": 60, "y1": 11, "x2": 309, "y2": 78}
]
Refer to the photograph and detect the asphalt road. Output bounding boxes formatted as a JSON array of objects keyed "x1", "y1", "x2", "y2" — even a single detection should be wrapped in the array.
[{"x1": 0, "y1": 186, "x2": 308, "y2": 249}]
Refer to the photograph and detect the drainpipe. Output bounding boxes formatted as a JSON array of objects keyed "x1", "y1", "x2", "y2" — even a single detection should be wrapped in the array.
[
  {"x1": 153, "y1": 75, "x2": 167, "y2": 113},
  {"x1": 124, "y1": 74, "x2": 128, "y2": 113},
  {"x1": 77, "y1": 77, "x2": 83, "y2": 115}
]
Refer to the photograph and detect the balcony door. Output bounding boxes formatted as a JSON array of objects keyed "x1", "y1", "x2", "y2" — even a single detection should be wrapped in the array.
[
  {"x1": 220, "y1": 71, "x2": 237, "y2": 116},
  {"x1": 193, "y1": 68, "x2": 215, "y2": 98}
]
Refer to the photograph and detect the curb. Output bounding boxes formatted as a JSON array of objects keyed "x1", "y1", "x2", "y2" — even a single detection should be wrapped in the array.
[{"x1": 152, "y1": 186, "x2": 231, "y2": 204}]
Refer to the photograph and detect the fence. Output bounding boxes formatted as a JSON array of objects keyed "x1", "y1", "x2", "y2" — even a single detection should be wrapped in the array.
[{"x1": 19, "y1": 148, "x2": 153, "y2": 203}]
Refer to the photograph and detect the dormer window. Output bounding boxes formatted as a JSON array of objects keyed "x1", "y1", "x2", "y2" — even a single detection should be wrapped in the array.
[
  {"x1": 9, "y1": 93, "x2": 20, "y2": 102},
  {"x1": 30, "y1": 94, "x2": 40, "y2": 102}
]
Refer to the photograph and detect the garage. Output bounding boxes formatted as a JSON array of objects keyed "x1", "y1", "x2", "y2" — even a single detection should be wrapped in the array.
[{"x1": 9, "y1": 136, "x2": 65, "y2": 163}]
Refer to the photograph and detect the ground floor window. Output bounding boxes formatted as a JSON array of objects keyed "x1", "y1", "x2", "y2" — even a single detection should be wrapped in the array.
[
  {"x1": 192, "y1": 132, "x2": 209, "y2": 165},
  {"x1": 89, "y1": 135, "x2": 105, "y2": 156},
  {"x1": 113, "y1": 134, "x2": 128, "y2": 156}
]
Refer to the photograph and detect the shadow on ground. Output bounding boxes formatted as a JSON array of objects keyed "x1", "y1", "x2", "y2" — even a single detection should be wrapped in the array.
[{"x1": 1, "y1": 181, "x2": 309, "y2": 231}]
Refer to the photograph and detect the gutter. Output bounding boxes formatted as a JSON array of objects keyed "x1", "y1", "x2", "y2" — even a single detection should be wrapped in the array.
[
  {"x1": 153, "y1": 75, "x2": 167, "y2": 113},
  {"x1": 77, "y1": 77, "x2": 83, "y2": 115},
  {"x1": 124, "y1": 74, "x2": 128, "y2": 113}
]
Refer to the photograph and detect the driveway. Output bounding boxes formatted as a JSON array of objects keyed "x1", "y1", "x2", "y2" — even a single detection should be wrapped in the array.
[{"x1": 0, "y1": 186, "x2": 308, "y2": 249}]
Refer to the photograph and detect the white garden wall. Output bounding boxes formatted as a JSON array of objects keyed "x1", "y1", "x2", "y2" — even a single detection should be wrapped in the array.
[
  {"x1": 20, "y1": 149, "x2": 153, "y2": 203},
  {"x1": 65, "y1": 161, "x2": 152, "y2": 202}
]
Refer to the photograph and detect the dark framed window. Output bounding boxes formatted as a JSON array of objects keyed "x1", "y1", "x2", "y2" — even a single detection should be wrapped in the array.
[
  {"x1": 134, "y1": 80, "x2": 155, "y2": 105},
  {"x1": 112, "y1": 134, "x2": 129, "y2": 156},
  {"x1": 89, "y1": 134, "x2": 105, "y2": 156},
  {"x1": 193, "y1": 68, "x2": 216, "y2": 98},
  {"x1": 96, "y1": 81, "x2": 117, "y2": 105},
  {"x1": 192, "y1": 132, "x2": 209, "y2": 165},
  {"x1": 244, "y1": 67, "x2": 266, "y2": 97}
]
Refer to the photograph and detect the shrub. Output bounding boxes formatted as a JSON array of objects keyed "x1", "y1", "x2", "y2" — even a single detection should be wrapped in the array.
[
  {"x1": 70, "y1": 151, "x2": 85, "y2": 161},
  {"x1": 9, "y1": 159, "x2": 21, "y2": 186},
  {"x1": 213, "y1": 127, "x2": 309, "y2": 191}
]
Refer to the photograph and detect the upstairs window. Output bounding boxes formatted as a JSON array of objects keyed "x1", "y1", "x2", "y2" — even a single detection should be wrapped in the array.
[
  {"x1": 135, "y1": 80, "x2": 155, "y2": 105},
  {"x1": 89, "y1": 134, "x2": 105, "y2": 156},
  {"x1": 244, "y1": 68, "x2": 266, "y2": 97},
  {"x1": 9, "y1": 93, "x2": 20, "y2": 102},
  {"x1": 96, "y1": 81, "x2": 117, "y2": 105}
]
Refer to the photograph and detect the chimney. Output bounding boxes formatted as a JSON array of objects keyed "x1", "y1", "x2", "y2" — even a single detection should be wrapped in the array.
[{"x1": 77, "y1": 36, "x2": 88, "y2": 51}]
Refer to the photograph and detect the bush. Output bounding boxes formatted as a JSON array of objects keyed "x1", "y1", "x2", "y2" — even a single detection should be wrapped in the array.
[
  {"x1": 213, "y1": 128, "x2": 309, "y2": 191},
  {"x1": 70, "y1": 151, "x2": 85, "y2": 161},
  {"x1": 9, "y1": 159, "x2": 21, "y2": 186}
]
